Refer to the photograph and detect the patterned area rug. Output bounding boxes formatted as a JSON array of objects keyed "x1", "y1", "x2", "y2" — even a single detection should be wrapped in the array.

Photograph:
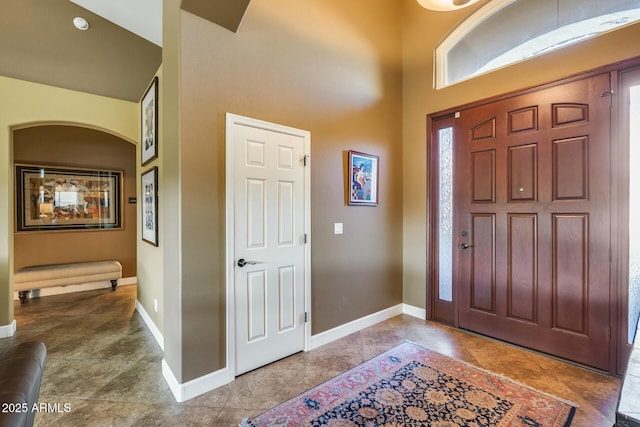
[{"x1": 241, "y1": 341, "x2": 577, "y2": 427}]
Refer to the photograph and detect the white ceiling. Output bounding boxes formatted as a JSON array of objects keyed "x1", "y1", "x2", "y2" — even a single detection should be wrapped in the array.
[{"x1": 69, "y1": 0, "x2": 163, "y2": 46}]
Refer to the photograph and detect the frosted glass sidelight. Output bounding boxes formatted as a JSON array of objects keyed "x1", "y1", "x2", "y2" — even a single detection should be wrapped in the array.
[
  {"x1": 630, "y1": 86, "x2": 640, "y2": 344},
  {"x1": 438, "y1": 127, "x2": 454, "y2": 302}
]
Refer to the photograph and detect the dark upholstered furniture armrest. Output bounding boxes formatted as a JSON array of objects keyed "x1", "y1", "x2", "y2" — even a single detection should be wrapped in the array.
[{"x1": 0, "y1": 342, "x2": 47, "y2": 427}]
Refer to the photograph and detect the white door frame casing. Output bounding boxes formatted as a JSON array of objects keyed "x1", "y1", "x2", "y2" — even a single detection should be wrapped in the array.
[{"x1": 225, "y1": 113, "x2": 311, "y2": 381}]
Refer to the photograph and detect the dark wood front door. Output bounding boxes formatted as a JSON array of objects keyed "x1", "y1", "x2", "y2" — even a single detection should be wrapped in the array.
[{"x1": 454, "y1": 73, "x2": 612, "y2": 370}]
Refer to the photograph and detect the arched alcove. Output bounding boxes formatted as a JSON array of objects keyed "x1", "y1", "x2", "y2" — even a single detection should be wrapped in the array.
[{"x1": 12, "y1": 124, "x2": 137, "y2": 278}]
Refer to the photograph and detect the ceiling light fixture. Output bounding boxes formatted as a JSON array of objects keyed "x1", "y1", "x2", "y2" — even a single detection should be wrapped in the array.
[
  {"x1": 73, "y1": 16, "x2": 90, "y2": 31},
  {"x1": 417, "y1": 0, "x2": 481, "y2": 11}
]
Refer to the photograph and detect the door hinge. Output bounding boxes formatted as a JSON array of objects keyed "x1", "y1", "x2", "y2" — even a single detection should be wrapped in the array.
[
  {"x1": 303, "y1": 155, "x2": 309, "y2": 166},
  {"x1": 304, "y1": 233, "x2": 308, "y2": 244},
  {"x1": 607, "y1": 326, "x2": 611, "y2": 341},
  {"x1": 304, "y1": 312, "x2": 309, "y2": 323}
]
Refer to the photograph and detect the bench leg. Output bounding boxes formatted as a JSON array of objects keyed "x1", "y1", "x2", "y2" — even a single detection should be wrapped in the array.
[
  {"x1": 111, "y1": 279, "x2": 118, "y2": 291},
  {"x1": 18, "y1": 290, "x2": 30, "y2": 304}
]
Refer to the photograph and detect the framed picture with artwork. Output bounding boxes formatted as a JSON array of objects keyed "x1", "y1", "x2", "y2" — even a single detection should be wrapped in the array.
[
  {"x1": 141, "y1": 76, "x2": 158, "y2": 166},
  {"x1": 15, "y1": 164, "x2": 122, "y2": 232},
  {"x1": 348, "y1": 150, "x2": 379, "y2": 206},
  {"x1": 141, "y1": 166, "x2": 158, "y2": 246}
]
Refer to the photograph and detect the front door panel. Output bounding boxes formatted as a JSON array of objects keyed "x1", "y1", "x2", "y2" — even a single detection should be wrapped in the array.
[{"x1": 455, "y1": 73, "x2": 612, "y2": 370}]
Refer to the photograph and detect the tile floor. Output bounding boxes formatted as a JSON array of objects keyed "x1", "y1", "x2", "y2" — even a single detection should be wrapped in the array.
[{"x1": 0, "y1": 285, "x2": 622, "y2": 426}]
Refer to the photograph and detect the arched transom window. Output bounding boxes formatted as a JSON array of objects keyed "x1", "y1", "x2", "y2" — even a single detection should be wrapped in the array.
[{"x1": 436, "y1": 0, "x2": 640, "y2": 88}]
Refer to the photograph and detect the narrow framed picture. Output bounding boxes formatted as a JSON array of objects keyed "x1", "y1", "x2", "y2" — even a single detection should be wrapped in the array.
[
  {"x1": 141, "y1": 76, "x2": 158, "y2": 166},
  {"x1": 348, "y1": 150, "x2": 379, "y2": 206},
  {"x1": 141, "y1": 166, "x2": 158, "y2": 246}
]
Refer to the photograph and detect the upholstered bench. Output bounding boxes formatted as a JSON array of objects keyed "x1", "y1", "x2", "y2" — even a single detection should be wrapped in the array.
[
  {"x1": 14, "y1": 261, "x2": 122, "y2": 304},
  {"x1": 0, "y1": 341, "x2": 47, "y2": 427}
]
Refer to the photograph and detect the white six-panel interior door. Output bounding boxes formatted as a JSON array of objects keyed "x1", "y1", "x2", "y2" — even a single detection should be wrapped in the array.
[{"x1": 226, "y1": 113, "x2": 311, "y2": 376}]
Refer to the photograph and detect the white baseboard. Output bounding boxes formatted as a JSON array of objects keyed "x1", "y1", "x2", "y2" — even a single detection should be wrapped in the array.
[
  {"x1": 0, "y1": 319, "x2": 16, "y2": 338},
  {"x1": 13, "y1": 277, "x2": 137, "y2": 300},
  {"x1": 158, "y1": 301, "x2": 427, "y2": 402},
  {"x1": 403, "y1": 304, "x2": 427, "y2": 320},
  {"x1": 309, "y1": 304, "x2": 404, "y2": 350},
  {"x1": 119, "y1": 277, "x2": 137, "y2": 286},
  {"x1": 135, "y1": 300, "x2": 164, "y2": 351},
  {"x1": 162, "y1": 359, "x2": 231, "y2": 402},
  {"x1": 308, "y1": 303, "x2": 429, "y2": 351}
]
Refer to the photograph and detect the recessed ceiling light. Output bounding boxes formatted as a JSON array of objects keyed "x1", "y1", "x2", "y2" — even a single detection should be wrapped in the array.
[{"x1": 73, "y1": 17, "x2": 90, "y2": 31}]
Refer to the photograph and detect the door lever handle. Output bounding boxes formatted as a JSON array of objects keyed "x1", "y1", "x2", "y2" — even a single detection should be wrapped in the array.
[
  {"x1": 237, "y1": 258, "x2": 262, "y2": 267},
  {"x1": 460, "y1": 243, "x2": 474, "y2": 250}
]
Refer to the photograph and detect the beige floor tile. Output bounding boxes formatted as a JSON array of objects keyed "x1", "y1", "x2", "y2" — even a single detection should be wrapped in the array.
[{"x1": 1, "y1": 286, "x2": 622, "y2": 426}]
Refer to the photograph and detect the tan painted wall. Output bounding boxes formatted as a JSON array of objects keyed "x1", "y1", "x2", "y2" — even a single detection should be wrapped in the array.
[
  {"x1": 136, "y1": 67, "x2": 164, "y2": 341},
  {"x1": 401, "y1": 0, "x2": 640, "y2": 308},
  {"x1": 173, "y1": 0, "x2": 404, "y2": 380},
  {"x1": 13, "y1": 125, "x2": 136, "y2": 276},
  {"x1": 0, "y1": 76, "x2": 137, "y2": 328},
  {"x1": 161, "y1": 0, "x2": 183, "y2": 380}
]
